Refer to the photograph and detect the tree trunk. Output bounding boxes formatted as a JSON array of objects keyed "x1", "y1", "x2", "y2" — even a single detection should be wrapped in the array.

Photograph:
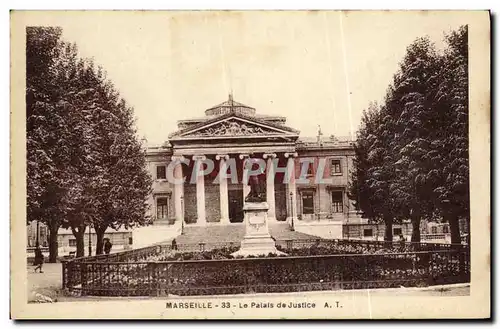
[
  {"x1": 71, "y1": 226, "x2": 86, "y2": 258},
  {"x1": 384, "y1": 215, "x2": 393, "y2": 242},
  {"x1": 448, "y1": 211, "x2": 461, "y2": 244},
  {"x1": 410, "y1": 210, "x2": 421, "y2": 243},
  {"x1": 47, "y1": 221, "x2": 60, "y2": 263},
  {"x1": 95, "y1": 226, "x2": 107, "y2": 255},
  {"x1": 77, "y1": 235, "x2": 85, "y2": 257}
]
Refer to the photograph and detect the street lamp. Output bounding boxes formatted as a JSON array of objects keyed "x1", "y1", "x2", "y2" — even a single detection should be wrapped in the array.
[
  {"x1": 35, "y1": 220, "x2": 40, "y2": 247},
  {"x1": 88, "y1": 223, "x2": 92, "y2": 257},
  {"x1": 289, "y1": 192, "x2": 295, "y2": 231},
  {"x1": 180, "y1": 195, "x2": 184, "y2": 235}
]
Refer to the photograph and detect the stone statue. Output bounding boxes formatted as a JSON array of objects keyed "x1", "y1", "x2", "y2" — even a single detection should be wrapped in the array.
[{"x1": 245, "y1": 173, "x2": 266, "y2": 203}]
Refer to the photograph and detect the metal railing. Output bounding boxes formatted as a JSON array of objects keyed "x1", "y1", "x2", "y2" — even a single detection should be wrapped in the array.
[
  {"x1": 63, "y1": 247, "x2": 470, "y2": 297},
  {"x1": 67, "y1": 244, "x2": 167, "y2": 263},
  {"x1": 274, "y1": 238, "x2": 466, "y2": 254}
]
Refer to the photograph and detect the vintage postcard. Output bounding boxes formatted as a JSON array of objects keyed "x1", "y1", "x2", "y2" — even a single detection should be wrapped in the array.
[{"x1": 10, "y1": 10, "x2": 490, "y2": 319}]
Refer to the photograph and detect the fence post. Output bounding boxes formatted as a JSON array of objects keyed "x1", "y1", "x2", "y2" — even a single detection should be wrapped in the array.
[
  {"x1": 80, "y1": 263, "x2": 87, "y2": 296},
  {"x1": 425, "y1": 251, "x2": 433, "y2": 286},
  {"x1": 166, "y1": 263, "x2": 171, "y2": 297},
  {"x1": 458, "y1": 249, "x2": 466, "y2": 282},
  {"x1": 149, "y1": 262, "x2": 156, "y2": 297},
  {"x1": 155, "y1": 262, "x2": 161, "y2": 297},
  {"x1": 61, "y1": 260, "x2": 67, "y2": 289}
]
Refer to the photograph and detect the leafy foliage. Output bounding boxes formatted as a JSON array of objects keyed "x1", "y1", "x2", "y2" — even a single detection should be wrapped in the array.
[
  {"x1": 349, "y1": 26, "x2": 469, "y2": 243},
  {"x1": 26, "y1": 27, "x2": 153, "y2": 259}
]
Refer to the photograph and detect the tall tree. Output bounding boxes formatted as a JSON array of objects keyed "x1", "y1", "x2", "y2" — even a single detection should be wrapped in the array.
[
  {"x1": 349, "y1": 102, "x2": 401, "y2": 241},
  {"x1": 61, "y1": 55, "x2": 103, "y2": 257},
  {"x1": 387, "y1": 37, "x2": 442, "y2": 242},
  {"x1": 27, "y1": 27, "x2": 153, "y2": 258},
  {"x1": 350, "y1": 27, "x2": 469, "y2": 244},
  {"x1": 62, "y1": 57, "x2": 152, "y2": 257},
  {"x1": 432, "y1": 26, "x2": 469, "y2": 244},
  {"x1": 26, "y1": 27, "x2": 69, "y2": 262},
  {"x1": 90, "y1": 85, "x2": 153, "y2": 255}
]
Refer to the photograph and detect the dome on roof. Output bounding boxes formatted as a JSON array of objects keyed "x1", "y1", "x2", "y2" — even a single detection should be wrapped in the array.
[{"x1": 205, "y1": 94, "x2": 256, "y2": 117}]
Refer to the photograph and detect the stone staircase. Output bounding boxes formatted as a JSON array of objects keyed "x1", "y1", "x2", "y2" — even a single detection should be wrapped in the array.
[
  {"x1": 174, "y1": 224, "x2": 246, "y2": 246},
  {"x1": 173, "y1": 222, "x2": 318, "y2": 248},
  {"x1": 132, "y1": 222, "x2": 181, "y2": 248},
  {"x1": 269, "y1": 222, "x2": 320, "y2": 241}
]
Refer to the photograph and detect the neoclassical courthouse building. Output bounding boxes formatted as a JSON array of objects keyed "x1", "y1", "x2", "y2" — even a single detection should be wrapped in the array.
[
  {"x1": 28, "y1": 96, "x2": 451, "y2": 255},
  {"x1": 145, "y1": 95, "x2": 365, "y2": 240}
]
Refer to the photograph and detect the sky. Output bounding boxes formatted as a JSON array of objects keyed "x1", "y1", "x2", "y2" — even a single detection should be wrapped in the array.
[{"x1": 21, "y1": 11, "x2": 472, "y2": 145}]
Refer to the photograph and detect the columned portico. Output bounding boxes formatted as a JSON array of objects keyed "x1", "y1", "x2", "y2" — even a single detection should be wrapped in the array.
[
  {"x1": 192, "y1": 155, "x2": 207, "y2": 225},
  {"x1": 216, "y1": 154, "x2": 230, "y2": 224},
  {"x1": 146, "y1": 95, "x2": 352, "y2": 242},
  {"x1": 167, "y1": 95, "x2": 301, "y2": 226},
  {"x1": 263, "y1": 153, "x2": 277, "y2": 222}
]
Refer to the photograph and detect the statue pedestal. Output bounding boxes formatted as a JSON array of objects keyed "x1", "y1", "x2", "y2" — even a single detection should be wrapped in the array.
[{"x1": 232, "y1": 202, "x2": 285, "y2": 257}]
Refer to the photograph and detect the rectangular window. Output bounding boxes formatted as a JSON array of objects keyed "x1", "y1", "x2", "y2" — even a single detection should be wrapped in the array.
[
  {"x1": 156, "y1": 165, "x2": 166, "y2": 179},
  {"x1": 69, "y1": 239, "x2": 77, "y2": 247},
  {"x1": 393, "y1": 228, "x2": 402, "y2": 236},
  {"x1": 156, "y1": 197, "x2": 169, "y2": 219},
  {"x1": 363, "y1": 229, "x2": 373, "y2": 237},
  {"x1": 128, "y1": 237, "x2": 133, "y2": 245},
  {"x1": 302, "y1": 191, "x2": 314, "y2": 214},
  {"x1": 431, "y1": 226, "x2": 438, "y2": 234},
  {"x1": 443, "y1": 225, "x2": 449, "y2": 233},
  {"x1": 331, "y1": 191, "x2": 343, "y2": 213},
  {"x1": 330, "y1": 159, "x2": 342, "y2": 175}
]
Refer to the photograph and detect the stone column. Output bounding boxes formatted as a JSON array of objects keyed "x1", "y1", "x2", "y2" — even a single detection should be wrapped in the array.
[
  {"x1": 172, "y1": 155, "x2": 185, "y2": 225},
  {"x1": 285, "y1": 152, "x2": 298, "y2": 226},
  {"x1": 239, "y1": 154, "x2": 250, "y2": 206},
  {"x1": 216, "y1": 154, "x2": 230, "y2": 224},
  {"x1": 192, "y1": 155, "x2": 206, "y2": 225},
  {"x1": 263, "y1": 153, "x2": 277, "y2": 221}
]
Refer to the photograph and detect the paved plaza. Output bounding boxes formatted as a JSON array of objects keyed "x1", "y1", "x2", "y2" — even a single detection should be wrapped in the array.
[{"x1": 27, "y1": 262, "x2": 62, "y2": 302}]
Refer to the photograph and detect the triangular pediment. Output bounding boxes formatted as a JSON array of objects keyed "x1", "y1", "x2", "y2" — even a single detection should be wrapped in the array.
[{"x1": 169, "y1": 113, "x2": 299, "y2": 141}]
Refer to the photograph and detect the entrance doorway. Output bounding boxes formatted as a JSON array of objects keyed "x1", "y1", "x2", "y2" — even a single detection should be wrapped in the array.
[{"x1": 228, "y1": 189, "x2": 244, "y2": 223}]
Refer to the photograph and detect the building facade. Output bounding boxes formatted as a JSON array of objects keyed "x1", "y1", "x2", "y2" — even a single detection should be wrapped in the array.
[
  {"x1": 57, "y1": 228, "x2": 133, "y2": 256},
  {"x1": 145, "y1": 96, "x2": 363, "y2": 238},
  {"x1": 27, "y1": 220, "x2": 133, "y2": 256}
]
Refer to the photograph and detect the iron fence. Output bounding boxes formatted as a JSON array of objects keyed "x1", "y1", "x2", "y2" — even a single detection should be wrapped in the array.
[
  {"x1": 63, "y1": 248, "x2": 470, "y2": 297},
  {"x1": 63, "y1": 238, "x2": 466, "y2": 266},
  {"x1": 68, "y1": 244, "x2": 169, "y2": 263},
  {"x1": 274, "y1": 238, "x2": 466, "y2": 254}
]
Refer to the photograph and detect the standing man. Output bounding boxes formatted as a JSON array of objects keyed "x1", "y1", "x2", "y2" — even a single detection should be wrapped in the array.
[{"x1": 104, "y1": 238, "x2": 113, "y2": 255}]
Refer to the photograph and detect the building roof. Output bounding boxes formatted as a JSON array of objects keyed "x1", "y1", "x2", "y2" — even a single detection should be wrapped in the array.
[
  {"x1": 205, "y1": 94, "x2": 256, "y2": 115},
  {"x1": 176, "y1": 94, "x2": 287, "y2": 129},
  {"x1": 298, "y1": 135, "x2": 355, "y2": 144},
  {"x1": 147, "y1": 95, "x2": 356, "y2": 152},
  {"x1": 169, "y1": 108, "x2": 300, "y2": 139}
]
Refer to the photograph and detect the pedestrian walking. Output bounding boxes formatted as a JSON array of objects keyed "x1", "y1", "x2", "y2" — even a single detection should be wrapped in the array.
[{"x1": 33, "y1": 246, "x2": 44, "y2": 273}]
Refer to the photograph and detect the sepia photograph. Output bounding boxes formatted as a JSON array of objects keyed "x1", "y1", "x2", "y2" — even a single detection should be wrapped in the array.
[{"x1": 10, "y1": 10, "x2": 490, "y2": 319}]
